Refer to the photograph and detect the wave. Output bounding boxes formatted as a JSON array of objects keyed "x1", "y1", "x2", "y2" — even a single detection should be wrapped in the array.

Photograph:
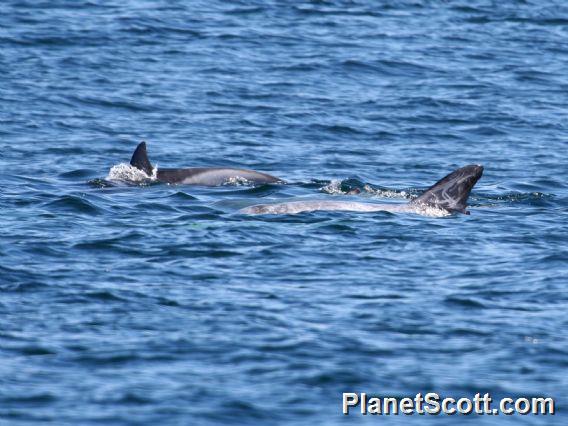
[
  {"x1": 43, "y1": 195, "x2": 103, "y2": 215},
  {"x1": 469, "y1": 191, "x2": 555, "y2": 208}
]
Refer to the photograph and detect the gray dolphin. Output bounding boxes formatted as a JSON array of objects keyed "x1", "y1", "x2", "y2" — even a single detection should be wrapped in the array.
[
  {"x1": 241, "y1": 165, "x2": 483, "y2": 216},
  {"x1": 129, "y1": 142, "x2": 283, "y2": 186}
]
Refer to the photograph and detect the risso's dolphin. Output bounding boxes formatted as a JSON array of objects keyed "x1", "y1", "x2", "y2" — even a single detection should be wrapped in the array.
[
  {"x1": 241, "y1": 165, "x2": 483, "y2": 216},
  {"x1": 129, "y1": 142, "x2": 283, "y2": 186}
]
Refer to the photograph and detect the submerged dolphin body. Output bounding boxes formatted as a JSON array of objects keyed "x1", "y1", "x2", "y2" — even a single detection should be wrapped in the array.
[
  {"x1": 129, "y1": 142, "x2": 282, "y2": 186},
  {"x1": 241, "y1": 165, "x2": 484, "y2": 216}
]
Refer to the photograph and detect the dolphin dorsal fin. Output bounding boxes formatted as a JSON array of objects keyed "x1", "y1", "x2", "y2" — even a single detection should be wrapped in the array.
[
  {"x1": 130, "y1": 141, "x2": 153, "y2": 176},
  {"x1": 410, "y1": 165, "x2": 483, "y2": 214}
]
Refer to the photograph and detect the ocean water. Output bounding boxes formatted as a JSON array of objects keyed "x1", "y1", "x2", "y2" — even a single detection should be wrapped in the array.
[{"x1": 1, "y1": 0, "x2": 567, "y2": 425}]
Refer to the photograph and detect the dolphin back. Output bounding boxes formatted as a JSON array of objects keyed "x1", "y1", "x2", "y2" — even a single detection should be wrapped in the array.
[
  {"x1": 410, "y1": 165, "x2": 483, "y2": 214},
  {"x1": 130, "y1": 142, "x2": 154, "y2": 176}
]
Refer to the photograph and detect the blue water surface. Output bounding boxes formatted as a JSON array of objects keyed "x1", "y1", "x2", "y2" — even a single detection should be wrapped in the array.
[{"x1": 1, "y1": 1, "x2": 567, "y2": 425}]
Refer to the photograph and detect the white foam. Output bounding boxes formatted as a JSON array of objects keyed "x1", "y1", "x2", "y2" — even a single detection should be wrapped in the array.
[
  {"x1": 320, "y1": 180, "x2": 408, "y2": 199},
  {"x1": 106, "y1": 163, "x2": 158, "y2": 183},
  {"x1": 222, "y1": 176, "x2": 253, "y2": 186},
  {"x1": 320, "y1": 179, "x2": 344, "y2": 194},
  {"x1": 408, "y1": 204, "x2": 452, "y2": 218},
  {"x1": 363, "y1": 184, "x2": 408, "y2": 199}
]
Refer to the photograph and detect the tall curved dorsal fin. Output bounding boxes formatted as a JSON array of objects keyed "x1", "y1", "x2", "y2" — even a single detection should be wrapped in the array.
[
  {"x1": 410, "y1": 165, "x2": 483, "y2": 214},
  {"x1": 130, "y1": 141, "x2": 153, "y2": 176}
]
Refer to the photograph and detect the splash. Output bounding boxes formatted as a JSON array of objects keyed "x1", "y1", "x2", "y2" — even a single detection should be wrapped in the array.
[
  {"x1": 363, "y1": 184, "x2": 410, "y2": 200},
  {"x1": 106, "y1": 163, "x2": 157, "y2": 184},
  {"x1": 222, "y1": 176, "x2": 253, "y2": 186},
  {"x1": 409, "y1": 204, "x2": 452, "y2": 218},
  {"x1": 320, "y1": 179, "x2": 411, "y2": 199},
  {"x1": 320, "y1": 179, "x2": 347, "y2": 195}
]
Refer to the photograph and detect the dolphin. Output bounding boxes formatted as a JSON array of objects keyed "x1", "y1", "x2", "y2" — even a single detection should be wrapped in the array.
[
  {"x1": 241, "y1": 165, "x2": 483, "y2": 216},
  {"x1": 129, "y1": 142, "x2": 283, "y2": 186}
]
